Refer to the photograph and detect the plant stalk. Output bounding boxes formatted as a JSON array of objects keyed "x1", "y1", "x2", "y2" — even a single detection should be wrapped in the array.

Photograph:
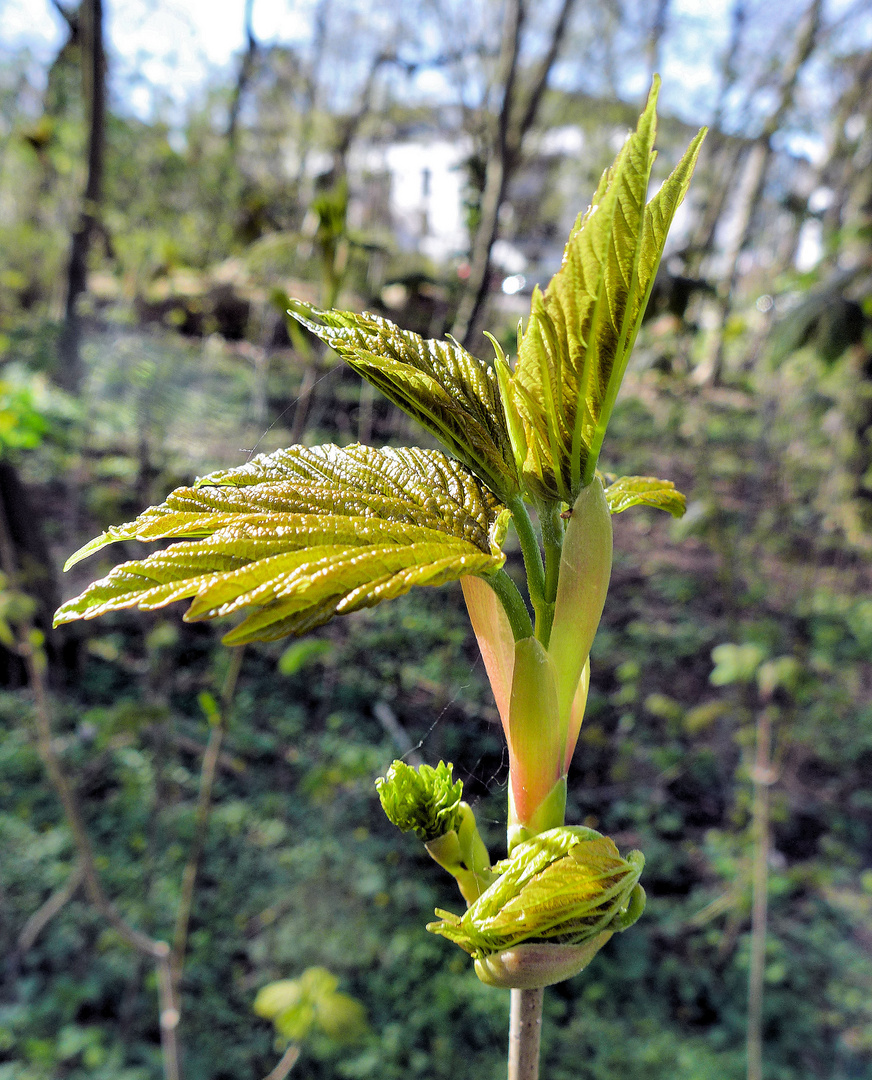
[
  {"x1": 747, "y1": 705, "x2": 773, "y2": 1080},
  {"x1": 262, "y1": 1044, "x2": 301, "y2": 1080},
  {"x1": 535, "y1": 499, "x2": 564, "y2": 646},
  {"x1": 508, "y1": 987, "x2": 544, "y2": 1080},
  {"x1": 488, "y1": 567, "x2": 535, "y2": 641},
  {"x1": 507, "y1": 496, "x2": 547, "y2": 633}
]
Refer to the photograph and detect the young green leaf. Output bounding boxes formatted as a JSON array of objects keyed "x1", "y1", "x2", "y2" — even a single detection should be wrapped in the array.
[
  {"x1": 508, "y1": 78, "x2": 706, "y2": 502},
  {"x1": 254, "y1": 967, "x2": 368, "y2": 1045},
  {"x1": 290, "y1": 302, "x2": 520, "y2": 500},
  {"x1": 603, "y1": 475, "x2": 687, "y2": 517},
  {"x1": 54, "y1": 444, "x2": 509, "y2": 644}
]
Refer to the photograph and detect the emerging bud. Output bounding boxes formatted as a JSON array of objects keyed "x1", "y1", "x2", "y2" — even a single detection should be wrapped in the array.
[
  {"x1": 376, "y1": 760, "x2": 463, "y2": 842},
  {"x1": 377, "y1": 760, "x2": 494, "y2": 904},
  {"x1": 427, "y1": 827, "x2": 645, "y2": 988}
]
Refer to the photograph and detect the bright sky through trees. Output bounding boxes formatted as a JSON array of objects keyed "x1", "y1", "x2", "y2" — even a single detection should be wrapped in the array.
[
  {"x1": 1, "y1": 0, "x2": 320, "y2": 117},
  {"x1": 3, "y1": 0, "x2": 738, "y2": 124}
]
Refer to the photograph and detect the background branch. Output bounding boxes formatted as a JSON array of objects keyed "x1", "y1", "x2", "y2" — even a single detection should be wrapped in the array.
[
  {"x1": 170, "y1": 646, "x2": 245, "y2": 989},
  {"x1": 15, "y1": 861, "x2": 84, "y2": 957}
]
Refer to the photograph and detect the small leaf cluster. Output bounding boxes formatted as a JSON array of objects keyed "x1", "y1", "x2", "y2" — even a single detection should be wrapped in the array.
[
  {"x1": 254, "y1": 966, "x2": 368, "y2": 1044},
  {"x1": 376, "y1": 760, "x2": 463, "y2": 842}
]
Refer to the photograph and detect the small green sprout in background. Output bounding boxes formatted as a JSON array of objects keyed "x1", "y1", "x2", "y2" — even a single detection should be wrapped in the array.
[{"x1": 254, "y1": 967, "x2": 368, "y2": 1073}]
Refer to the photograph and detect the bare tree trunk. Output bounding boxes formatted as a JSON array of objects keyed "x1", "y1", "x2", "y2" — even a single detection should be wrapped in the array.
[
  {"x1": 820, "y1": 51, "x2": 872, "y2": 254},
  {"x1": 57, "y1": 0, "x2": 105, "y2": 393},
  {"x1": 294, "y1": 0, "x2": 333, "y2": 207},
  {"x1": 451, "y1": 0, "x2": 577, "y2": 349},
  {"x1": 332, "y1": 49, "x2": 396, "y2": 177},
  {"x1": 226, "y1": 0, "x2": 258, "y2": 152},
  {"x1": 453, "y1": 149, "x2": 512, "y2": 349},
  {"x1": 684, "y1": 0, "x2": 747, "y2": 278},
  {"x1": 699, "y1": 0, "x2": 823, "y2": 384}
]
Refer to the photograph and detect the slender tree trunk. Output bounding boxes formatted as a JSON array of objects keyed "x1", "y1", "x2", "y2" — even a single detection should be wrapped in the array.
[
  {"x1": 820, "y1": 52, "x2": 872, "y2": 254},
  {"x1": 0, "y1": 461, "x2": 62, "y2": 685},
  {"x1": 451, "y1": 0, "x2": 576, "y2": 349},
  {"x1": 699, "y1": 0, "x2": 822, "y2": 384},
  {"x1": 449, "y1": 0, "x2": 526, "y2": 350},
  {"x1": 646, "y1": 0, "x2": 670, "y2": 83},
  {"x1": 58, "y1": 0, "x2": 105, "y2": 393},
  {"x1": 294, "y1": 0, "x2": 333, "y2": 208},
  {"x1": 684, "y1": 0, "x2": 747, "y2": 280},
  {"x1": 226, "y1": 0, "x2": 258, "y2": 152},
  {"x1": 453, "y1": 151, "x2": 512, "y2": 349}
]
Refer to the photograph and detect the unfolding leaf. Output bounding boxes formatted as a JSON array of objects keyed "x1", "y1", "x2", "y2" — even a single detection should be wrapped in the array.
[
  {"x1": 427, "y1": 826, "x2": 644, "y2": 957},
  {"x1": 509, "y1": 79, "x2": 706, "y2": 502},
  {"x1": 290, "y1": 302, "x2": 520, "y2": 500},
  {"x1": 603, "y1": 475, "x2": 686, "y2": 518},
  {"x1": 505, "y1": 638, "x2": 562, "y2": 827},
  {"x1": 55, "y1": 444, "x2": 509, "y2": 644}
]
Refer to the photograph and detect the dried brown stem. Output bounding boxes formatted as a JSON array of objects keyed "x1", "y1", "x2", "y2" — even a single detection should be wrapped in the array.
[
  {"x1": 157, "y1": 952, "x2": 182, "y2": 1080},
  {"x1": 15, "y1": 862, "x2": 84, "y2": 955},
  {"x1": 747, "y1": 705, "x2": 774, "y2": 1080},
  {"x1": 263, "y1": 1044, "x2": 301, "y2": 1080}
]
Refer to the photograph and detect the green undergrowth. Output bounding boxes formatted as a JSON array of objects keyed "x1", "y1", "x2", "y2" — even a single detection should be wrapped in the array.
[{"x1": 2, "y1": 327, "x2": 872, "y2": 1078}]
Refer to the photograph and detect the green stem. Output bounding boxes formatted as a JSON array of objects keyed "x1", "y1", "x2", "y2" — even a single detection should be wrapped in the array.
[
  {"x1": 507, "y1": 496, "x2": 547, "y2": 634},
  {"x1": 536, "y1": 499, "x2": 564, "y2": 647},
  {"x1": 487, "y1": 568, "x2": 535, "y2": 642}
]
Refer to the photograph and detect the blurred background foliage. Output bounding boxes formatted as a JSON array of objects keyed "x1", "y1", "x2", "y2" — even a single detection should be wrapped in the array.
[{"x1": 1, "y1": 0, "x2": 872, "y2": 1076}]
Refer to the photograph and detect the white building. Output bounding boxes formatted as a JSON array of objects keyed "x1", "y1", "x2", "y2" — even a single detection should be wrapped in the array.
[{"x1": 350, "y1": 137, "x2": 470, "y2": 264}]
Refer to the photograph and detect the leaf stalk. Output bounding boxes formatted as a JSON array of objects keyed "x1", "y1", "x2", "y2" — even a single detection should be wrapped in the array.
[
  {"x1": 507, "y1": 496, "x2": 547, "y2": 635},
  {"x1": 486, "y1": 568, "x2": 534, "y2": 642},
  {"x1": 535, "y1": 498, "x2": 564, "y2": 647}
]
